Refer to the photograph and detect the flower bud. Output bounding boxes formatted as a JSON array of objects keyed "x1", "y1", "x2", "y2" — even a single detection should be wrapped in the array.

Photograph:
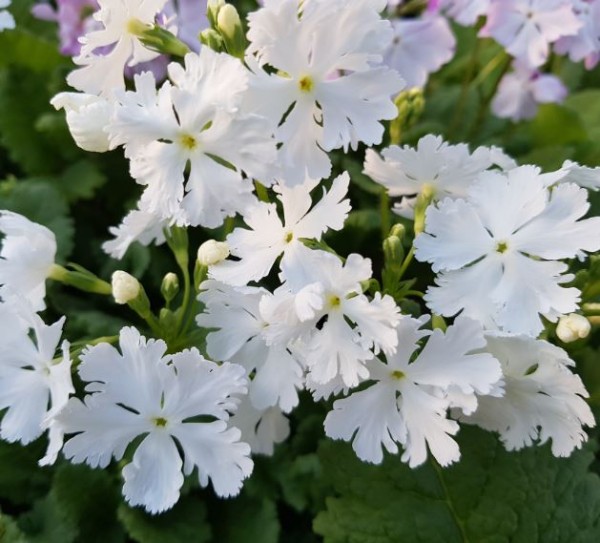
[
  {"x1": 207, "y1": 0, "x2": 226, "y2": 27},
  {"x1": 161, "y1": 272, "x2": 180, "y2": 303},
  {"x1": 111, "y1": 271, "x2": 141, "y2": 305},
  {"x1": 556, "y1": 314, "x2": 591, "y2": 343},
  {"x1": 217, "y1": 4, "x2": 241, "y2": 39},
  {"x1": 197, "y1": 240, "x2": 230, "y2": 266}
]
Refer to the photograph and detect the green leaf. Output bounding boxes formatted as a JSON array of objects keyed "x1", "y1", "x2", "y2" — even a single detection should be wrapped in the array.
[
  {"x1": 0, "y1": 31, "x2": 63, "y2": 73},
  {"x1": 314, "y1": 426, "x2": 600, "y2": 543},
  {"x1": 211, "y1": 494, "x2": 280, "y2": 543},
  {"x1": 50, "y1": 161, "x2": 108, "y2": 203},
  {"x1": 0, "y1": 179, "x2": 74, "y2": 261},
  {"x1": 0, "y1": 440, "x2": 52, "y2": 506},
  {"x1": 51, "y1": 464, "x2": 125, "y2": 543},
  {"x1": 117, "y1": 496, "x2": 211, "y2": 543},
  {"x1": 0, "y1": 68, "x2": 64, "y2": 175},
  {"x1": 565, "y1": 90, "x2": 600, "y2": 142},
  {"x1": 530, "y1": 104, "x2": 588, "y2": 147},
  {"x1": 0, "y1": 511, "x2": 28, "y2": 543},
  {"x1": 18, "y1": 494, "x2": 77, "y2": 543}
]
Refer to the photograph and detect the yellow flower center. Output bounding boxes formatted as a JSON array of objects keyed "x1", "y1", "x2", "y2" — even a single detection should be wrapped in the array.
[
  {"x1": 179, "y1": 133, "x2": 198, "y2": 151},
  {"x1": 298, "y1": 75, "x2": 315, "y2": 93}
]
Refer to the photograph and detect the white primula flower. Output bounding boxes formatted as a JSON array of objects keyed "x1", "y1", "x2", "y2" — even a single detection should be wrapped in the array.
[
  {"x1": 415, "y1": 166, "x2": 600, "y2": 336},
  {"x1": 102, "y1": 202, "x2": 169, "y2": 259},
  {"x1": 464, "y1": 334, "x2": 594, "y2": 457},
  {"x1": 230, "y1": 396, "x2": 290, "y2": 456},
  {"x1": 109, "y1": 50, "x2": 276, "y2": 227},
  {"x1": 547, "y1": 160, "x2": 600, "y2": 191},
  {"x1": 51, "y1": 92, "x2": 112, "y2": 152},
  {"x1": 211, "y1": 173, "x2": 351, "y2": 286},
  {"x1": 55, "y1": 327, "x2": 253, "y2": 513},
  {"x1": 67, "y1": 0, "x2": 170, "y2": 96},
  {"x1": 246, "y1": 0, "x2": 404, "y2": 185},
  {"x1": 0, "y1": 0, "x2": 15, "y2": 31},
  {"x1": 0, "y1": 299, "x2": 73, "y2": 466},
  {"x1": 264, "y1": 247, "x2": 401, "y2": 388},
  {"x1": 0, "y1": 211, "x2": 57, "y2": 311},
  {"x1": 197, "y1": 280, "x2": 305, "y2": 413},
  {"x1": 324, "y1": 315, "x2": 502, "y2": 467},
  {"x1": 364, "y1": 134, "x2": 516, "y2": 218}
]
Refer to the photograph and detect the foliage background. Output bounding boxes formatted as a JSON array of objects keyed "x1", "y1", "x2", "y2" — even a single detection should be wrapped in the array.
[{"x1": 1, "y1": 1, "x2": 600, "y2": 541}]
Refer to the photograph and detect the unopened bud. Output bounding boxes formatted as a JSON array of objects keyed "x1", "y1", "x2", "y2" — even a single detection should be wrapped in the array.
[
  {"x1": 200, "y1": 28, "x2": 225, "y2": 51},
  {"x1": 389, "y1": 223, "x2": 406, "y2": 240},
  {"x1": 216, "y1": 4, "x2": 246, "y2": 58},
  {"x1": 207, "y1": 0, "x2": 226, "y2": 27},
  {"x1": 383, "y1": 235, "x2": 404, "y2": 268},
  {"x1": 556, "y1": 313, "x2": 591, "y2": 343},
  {"x1": 111, "y1": 271, "x2": 141, "y2": 305},
  {"x1": 197, "y1": 240, "x2": 230, "y2": 266},
  {"x1": 161, "y1": 272, "x2": 180, "y2": 303}
]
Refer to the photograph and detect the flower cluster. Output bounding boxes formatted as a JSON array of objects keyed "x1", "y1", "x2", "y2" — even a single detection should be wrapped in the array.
[{"x1": 1, "y1": 0, "x2": 599, "y2": 518}]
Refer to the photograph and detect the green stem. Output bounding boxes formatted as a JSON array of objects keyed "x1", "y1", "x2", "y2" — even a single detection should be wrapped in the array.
[
  {"x1": 380, "y1": 189, "x2": 391, "y2": 240},
  {"x1": 397, "y1": 246, "x2": 415, "y2": 281},
  {"x1": 448, "y1": 39, "x2": 481, "y2": 139}
]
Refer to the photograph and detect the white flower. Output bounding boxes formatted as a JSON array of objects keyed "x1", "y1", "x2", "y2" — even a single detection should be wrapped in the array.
[
  {"x1": 0, "y1": 0, "x2": 15, "y2": 31},
  {"x1": 464, "y1": 334, "x2": 594, "y2": 457},
  {"x1": 102, "y1": 203, "x2": 169, "y2": 259},
  {"x1": 67, "y1": 0, "x2": 170, "y2": 96},
  {"x1": 264, "y1": 247, "x2": 401, "y2": 388},
  {"x1": 211, "y1": 173, "x2": 351, "y2": 286},
  {"x1": 109, "y1": 51, "x2": 276, "y2": 227},
  {"x1": 197, "y1": 280, "x2": 305, "y2": 413},
  {"x1": 0, "y1": 211, "x2": 57, "y2": 311},
  {"x1": 111, "y1": 271, "x2": 141, "y2": 304},
  {"x1": 364, "y1": 134, "x2": 515, "y2": 218},
  {"x1": 197, "y1": 240, "x2": 230, "y2": 267},
  {"x1": 384, "y1": 13, "x2": 455, "y2": 88},
  {"x1": 548, "y1": 160, "x2": 600, "y2": 191},
  {"x1": 246, "y1": 0, "x2": 404, "y2": 184},
  {"x1": 324, "y1": 315, "x2": 502, "y2": 467},
  {"x1": 0, "y1": 299, "x2": 73, "y2": 466},
  {"x1": 230, "y1": 396, "x2": 290, "y2": 456},
  {"x1": 55, "y1": 328, "x2": 253, "y2": 513},
  {"x1": 480, "y1": 0, "x2": 581, "y2": 68},
  {"x1": 556, "y1": 313, "x2": 591, "y2": 343},
  {"x1": 415, "y1": 167, "x2": 600, "y2": 336},
  {"x1": 51, "y1": 92, "x2": 112, "y2": 153},
  {"x1": 491, "y1": 61, "x2": 567, "y2": 121}
]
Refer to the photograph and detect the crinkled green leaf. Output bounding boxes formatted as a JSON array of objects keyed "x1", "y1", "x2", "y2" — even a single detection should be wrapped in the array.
[
  {"x1": 0, "y1": 31, "x2": 63, "y2": 73},
  {"x1": 0, "y1": 69, "x2": 64, "y2": 175},
  {"x1": 18, "y1": 494, "x2": 77, "y2": 543},
  {"x1": 0, "y1": 440, "x2": 52, "y2": 506},
  {"x1": 50, "y1": 161, "x2": 108, "y2": 203},
  {"x1": 51, "y1": 464, "x2": 125, "y2": 543},
  {"x1": 0, "y1": 179, "x2": 74, "y2": 261},
  {"x1": 0, "y1": 511, "x2": 28, "y2": 543},
  {"x1": 211, "y1": 494, "x2": 280, "y2": 543},
  {"x1": 530, "y1": 104, "x2": 588, "y2": 147},
  {"x1": 117, "y1": 496, "x2": 211, "y2": 543},
  {"x1": 314, "y1": 426, "x2": 600, "y2": 543}
]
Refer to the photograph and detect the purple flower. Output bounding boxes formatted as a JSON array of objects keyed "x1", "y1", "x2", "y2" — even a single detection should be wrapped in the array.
[
  {"x1": 491, "y1": 61, "x2": 568, "y2": 121},
  {"x1": 480, "y1": 0, "x2": 581, "y2": 68},
  {"x1": 554, "y1": 0, "x2": 600, "y2": 70},
  {"x1": 32, "y1": 0, "x2": 99, "y2": 57}
]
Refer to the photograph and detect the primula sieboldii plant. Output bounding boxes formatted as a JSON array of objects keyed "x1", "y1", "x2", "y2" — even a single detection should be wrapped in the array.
[{"x1": 3, "y1": 0, "x2": 600, "y2": 533}]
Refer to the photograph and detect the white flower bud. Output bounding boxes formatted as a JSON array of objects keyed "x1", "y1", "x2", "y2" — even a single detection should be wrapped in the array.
[
  {"x1": 197, "y1": 240, "x2": 230, "y2": 266},
  {"x1": 111, "y1": 271, "x2": 141, "y2": 305},
  {"x1": 217, "y1": 4, "x2": 241, "y2": 40},
  {"x1": 51, "y1": 92, "x2": 111, "y2": 153},
  {"x1": 556, "y1": 313, "x2": 591, "y2": 343}
]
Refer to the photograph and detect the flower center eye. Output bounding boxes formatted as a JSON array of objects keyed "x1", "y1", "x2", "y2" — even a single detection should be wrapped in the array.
[
  {"x1": 496, "y1": 241, "x2": 509, "y2": 254},
  {"x1": 391, "y1": 370, "x2": 406, "y2": 380},
  {"x1": 327, "y1": 294, "x2": 341, "y2": 308},
  {"x1": 284, "y1": 231, "x2": 293, "y2": 243},
  {"x1": 152, "y1": 417, "x2": 168, "y2": 428},
  {"x1": 179, "y1": 133, "x2": 198, "y2": 150},
  {"x1": 298, "y1": 75, "x2": 314, "y2": 93}
]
